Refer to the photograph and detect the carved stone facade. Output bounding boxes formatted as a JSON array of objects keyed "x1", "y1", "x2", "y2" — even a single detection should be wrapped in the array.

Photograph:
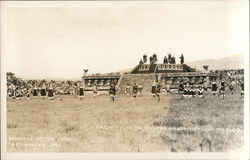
[{"x1": 82, "y1": 63, "x2": 218, "y2": 93}]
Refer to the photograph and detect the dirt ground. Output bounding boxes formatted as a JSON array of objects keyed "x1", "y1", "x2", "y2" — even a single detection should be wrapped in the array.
[{"x1": 6, "y1": 92, "x2": 244, "y2": 152}]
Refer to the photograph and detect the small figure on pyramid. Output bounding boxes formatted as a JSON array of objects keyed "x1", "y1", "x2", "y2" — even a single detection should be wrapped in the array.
[
  {"x1": 163, "y1": 56, "x2": 168, "y2": 64},
  {"x1": 143, "y1": 54, "x2": 147, "y2": 64},
  {"x1": 152, "y1": 53, "x2": 158, "y2": 64},
  {"x1": 179, "y1": 54, "x2": 184, "y2": 64},
  {"x1": 149, "y1": 56, "x2": 154, "y2": 64},
  {"x1": 167, "y1": 53, "x2": 172, "y2": 64},
  {"x1": 171, "y1": 57, "x2": 176, "y2": 64}
]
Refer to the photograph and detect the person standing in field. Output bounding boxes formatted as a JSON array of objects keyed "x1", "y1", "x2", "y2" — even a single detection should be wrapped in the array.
[
  {"x1": 79, "y1": 83, "x2": 84, "y2": 100},
  {"x1": 48, "y1": 84, "x2": 55, "y2": 100},
  {"x1": 7, "y1": 87, "x2": 13, "y2": 99},
  {"x1": 240, "y1": 80, "x2": 244, "y2": 99},
  {"x1": 168, "y1": 77, "x2": 174, "y2": 94},
  {"x1": 138, "y1": 83, "x2": 143, "y2": 96},
  {"x1": 219, "y1": 80, "x2": 225, "y2": 100},
  {"x1": 178, "y1": 81, "x2": 184, "y2": 100},
  {"x1": 197, "y1": 85, "x2": 204, "y2": 98},
  {"x1": 183, "y1": 83, "x2": 190, "y2": 98},
  {"x1": 40, "y1": 82, "x2": 47, "y2": 99},
  {"x1": 203, "y1": 80, "x2": 209, "y2": 91},
  {"x1": 73, "y1": 84, "x2": 78, "y2": 98},
  {"x1": 190, "y1": 85, "x2": 196, "y2": 98},
  {"x1": 93, "y1": 84, "x2": 98, "y2": 97},
  {"x1": 125, "y1": 83, "x2": 131, "y2": 96},
  {"x1": 26, "y1": 87, "x2": 31, "y2": 99},
  {"x1": 32, "y1": 84, "x2": 39, "y2": 98},
  {"x1": 15, "y1": 88, "x2": 21, "y2": 100},
  {"x1": 151, "y1": 81, "x2": 157, "y2": 97},
  {"x1": 155, "y1": 82, "x2": 161, "y2": 101},
  {"x1": 109, "y1": 84, "x2": 116, "y2": 101},
  {"x1": 211, "y1": 79, "x2": 217, "y2": 95},
  {"x1": 166, "y1": 83, "x2": 170, "y2": 93},
  {"x1": 132, "y1": 83, "x2": 138, "y2": 98},
  {"x1": 229, "y1": 79, "x2": 236, "y2": 95},
  {"x1": 8, "y1": 84, "x2": 15, "y2": 99}
]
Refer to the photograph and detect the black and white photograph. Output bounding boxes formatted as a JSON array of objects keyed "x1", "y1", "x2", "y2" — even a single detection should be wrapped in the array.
[{"x1": 1, "y1": 0, "x2": 249, "y2": 159}]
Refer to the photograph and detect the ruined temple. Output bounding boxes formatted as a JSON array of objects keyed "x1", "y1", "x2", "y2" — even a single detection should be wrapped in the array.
[{"x1": 82, "y1": 54, "x2": 218, "y2": 93}]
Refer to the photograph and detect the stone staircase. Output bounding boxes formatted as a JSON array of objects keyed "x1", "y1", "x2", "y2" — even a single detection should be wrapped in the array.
[{"x1": 116, "y1": 73, "x2": 157, "y2": 94}]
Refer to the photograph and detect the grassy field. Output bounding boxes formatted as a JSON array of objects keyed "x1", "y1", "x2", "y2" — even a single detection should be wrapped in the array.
[{"x1": 6, "y1": 92, "x2": 244, "y2": 152}]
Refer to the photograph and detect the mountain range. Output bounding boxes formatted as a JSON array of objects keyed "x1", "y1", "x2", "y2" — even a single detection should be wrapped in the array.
[
  {"x1": 186, "y1": 53, "x2": 244, "y2": 70},
  {"x1": 119, "y1": 53, "x2": 244, "y2": 72}
]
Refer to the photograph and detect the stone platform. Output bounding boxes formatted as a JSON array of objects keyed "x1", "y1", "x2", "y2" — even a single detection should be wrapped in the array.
[{"x1": 82, "y1": 63, "x2": 218, "y2": 94}]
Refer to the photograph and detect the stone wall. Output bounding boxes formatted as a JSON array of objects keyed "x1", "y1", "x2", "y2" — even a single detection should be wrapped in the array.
[{"x1": 116, "y1": 73, "x2": 157, "y2": 94}]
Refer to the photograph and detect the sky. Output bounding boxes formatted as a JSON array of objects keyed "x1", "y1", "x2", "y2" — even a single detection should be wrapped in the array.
[{"x1": 2, "y1": 1, "x2": 248, "y2": 79}]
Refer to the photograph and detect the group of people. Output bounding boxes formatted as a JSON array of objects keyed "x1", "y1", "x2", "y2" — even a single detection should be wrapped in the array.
[
  {"x1": 209, "y1": 69, "x2": 244, "y2": 100},
  {"x1": 211, "y1": 79, "x2": 244, "y2": 100},
  {"x1": 7, "y1": 81, "x2": 78, "y2": 100},
  {"x1": 178, "y1": 83, "x2": 205, "y2": 99},
  {"x1": 7, "y1": 73, "x2": 82, "y2": 100},
  {"x1": 78, "y1": 83, "x2": 116, "y2": 101},
  {"x1": 124, "y1": 82, "x2": 160, "y2": 101},
  {"x1": 7, "y1": 72, "x2": 118, "y2": 101},
  {"x1": 125, "y1": 83, "x2": 143, "y2": 97},
  {"x1": 177, "y1": 78, "x2": 244, "y2": 100},
  {"x1": 139, "y1": 53, "x2": 184, "y2": 65},
  {"x1": 7, "y1": 69, "x2": 244, "y2": 101}
]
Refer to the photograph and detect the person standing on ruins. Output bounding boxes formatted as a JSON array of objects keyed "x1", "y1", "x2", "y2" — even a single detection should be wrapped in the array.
[
  {"x1": 163, "y1": 56, "x2": 168, "y2": 64},
  {"x1": 179, "y1": 54, "x2": 184, "y2": 64}
]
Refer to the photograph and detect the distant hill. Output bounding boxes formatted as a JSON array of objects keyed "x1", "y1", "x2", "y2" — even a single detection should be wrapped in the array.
[
  {"x1": 186, "y1": 53, "x2": 244, "y2": 70},
  {"x1": 117, "y1": 53, "x2": 244, "y2": 73}
]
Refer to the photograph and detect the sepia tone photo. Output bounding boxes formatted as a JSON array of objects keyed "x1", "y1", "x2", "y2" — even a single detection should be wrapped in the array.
[{"x1": 1, "y1": 0, "x2": 249, "y2": 159}]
